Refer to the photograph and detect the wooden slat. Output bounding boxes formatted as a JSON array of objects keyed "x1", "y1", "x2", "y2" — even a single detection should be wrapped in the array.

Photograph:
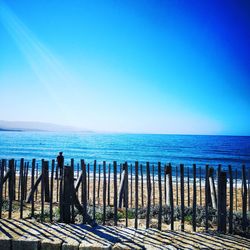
[
  {"x1": 20, "y1": 158, "x2": 24, "y2": 219},
  {"x1": 192, "y1": 164, "x2": 197, "y2": 232},
  {"x1": 125, "y1": 162, "x2": 129, "y2": 227},
  {"x1": 205, "y1": 165, "x2": 209, "y2": 232},
  {"x1": 113, "y1": 161, "x2": 118, "y2": 226},
  {"x1": 31, "y1": 159, "x2": 36, "y2": 218},
  {"x1": 228, "y1": 165, "x2": 233, "y2": 234},
  {"x1": 146, "y1": 162, "x2": 151, "y2": 229},
  {"x1": 242, "y1": 165, "x2": 247, "y2": 232},
  {"x1": 8, "y1": 159, "x2": 15, "y2": 219},
  {"x1": 140, "y1": 164, "x2": 144, "y2": 207},
  {"x1": 135, "y1": 161, "x2": 139, "y2": 229},
  {"x1": 0, "y1": 160, "x2": 4, "y2": 218},
  {"x1": 50, "y1": 159, "x2": 55, "y2": 222},
  {"x1": 158, "y1": 162, "x2": 162, "y2": 230},
  {"x1": 93, "y1": 160, "x2": 96, "y2": 220},
  {"x1": 103, "y1": 161, "x2": 106, "y2": 225},
  {"x1": 180, "y1": 164, "x2": 184, "y2": 231},
  {"x1": 82, "y1": 160, "x2": 87, "y2": 224}
]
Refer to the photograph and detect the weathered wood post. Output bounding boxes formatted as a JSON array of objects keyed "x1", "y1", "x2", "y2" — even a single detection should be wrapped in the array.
[
  {"x1": 180, "y1": 164, "x2": 184, "y2": 231},
  {"x1": 146, "y1": 162, "x2": 151, "y2": 229},
  {"x1": 135, "y1": 161, "x2": 139, "y2": 229},
  {"x1": 81, "y1": 160, "x2": 87, "y2": 224},
  {"x1": 242, "y1": 165, "x2": 247, "y2": 232},
  {"x1": 235, "y1": 168, "x2": 238, "y2": 211},
  {"x1": 187, "y1": 167, "x2": 190, "y2": 207},
  {"x1": 140, "y1": 164, "x2": 144, "y2": 207},
  {"x1": 20, "y1": 158, "x2": 24, "y2": 219},
  {"x1": 103, "y1": 161, "x2": 106, "y2": 225},
  {"x1": 228, "y1": 165, "x2": 233, "y2": 234},
  {"x1": 41, "y1": 160, "x2": 45, "y2": 221},
  {"x1": 248, "y1": 169, "x2": 250, "y2": 212},
  {"x1": 199, "y1": 166, "x2": 202, "y2": 206},
  {"x1": 130, "y1": 163, "x2": 133, "y2": 207},
  {"x1": 108, "y1": 163, "x2": 111, "y2": 206},
  {"x1": 87, "y1": 163, "x2": 90, "y2": 201},
  {"x1": 205, "y1": 165, "x2": 209, "y2": 232},
  {"x1": 93, "y1": 160, "x2": 96, "y2": 221},
  {"x1": 8, "y1": 159, "x2": 15, "y2": 219},
  {"x1": 31, "y1": 159, "x2": 36, "y2": 218},
  {"x1": 0, "y1": 160, "x2": 4, "y2": 218},
  {"x1": 152, "y1": 164, "x2": 155, "y2": 206},
  {"x1": 165, "y1": 165, "x2": 172, "y2": 206},
  {"x1": 49, "y1": 159, "x2": 55, "y2": 222},
  {"x1": 176, "y1": 166, "x2": 179, "y2": 206},
  {"x1": 158, "y1": 162, "x2": 162, "y2": 230},
  {"x1": 192, "y1": 164, "x2": 197, "y2": 232},
  {"x1": 164, "y1": 165, "x2": 167, "y2": 205},
  {"x1": 209, "y1": 167, "x2": 217, "y2": 209},
  {"x1": 168, "y1": 164, "x2": 174, "y2": 230},
  {"x1": 118, "y1": 165, "x2": 126, "y2": 208},
  {"x1": 61, "y1": 165, "x2": 74, "y2": 223},
  {"x1": 217, "y1": 170, "x2": 227, "y2": 233},
  {"x1": 125, "y1": 162, "x2": 129, "y2": 227},
  {"x1": 97, "y1": 164, "x2": 101, "y2": 205},
  {"x1": 44, "y1": 161, "x2": 50, "y2": 202},
  {"x1": 113, "y1": 161, "x2": 118, "y2": 226}
]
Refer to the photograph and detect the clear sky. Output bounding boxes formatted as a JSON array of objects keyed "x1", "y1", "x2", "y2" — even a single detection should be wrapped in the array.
[{"x1": 0, "y1": 0, "x2": 249, "y2": 135}]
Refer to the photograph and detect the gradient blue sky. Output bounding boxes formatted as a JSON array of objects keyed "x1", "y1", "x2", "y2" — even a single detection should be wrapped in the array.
[{"x1": 0, "y1": 0, "x2": 249, "y2": 135}]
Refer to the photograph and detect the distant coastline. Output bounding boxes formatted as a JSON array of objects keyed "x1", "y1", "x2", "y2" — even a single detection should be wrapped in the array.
[{"x1": 0, "y1": 128, "x2": 23, "y2": 132}]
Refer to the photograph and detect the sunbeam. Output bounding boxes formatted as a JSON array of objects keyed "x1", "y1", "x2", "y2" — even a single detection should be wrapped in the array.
[{"x1": 0, "y1": 1, "x2": 83, "y2": 125}]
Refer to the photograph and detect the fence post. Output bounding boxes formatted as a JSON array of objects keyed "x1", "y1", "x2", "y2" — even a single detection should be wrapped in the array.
[
  {"x1": 176, "y1": 166, "x2": 179, "y2": 206},
  {"x1": 209, "y1": 167, "x2": 217, "y2": 209},
  {"x1": 81, "y1": 160, "x2": 87, "y2": 224},
  {"x1": 146, "y1": 162, "x2": 151, "y2": 229},
  {"x1": 140, "y1": 164, "x2": 144, "y2": 207},
  {"x1": 8, "y1": 159, "x2": 15, "y2": 219},
  {"x1": 103, "y1": 161, "x2": 106, "y2": 225},
  {"x1": 50, "y1": 159, "x2": 55, "y2": 222},
  {"x1": 187, "y1": 167, "x2": 190, "y2": 207},
  {"x1": 130, "y1": 164, "x2": 133, "y2": 208},
  {"x1": 93, "y1": 160, "x2": 96, "y2": 221},
  {"x1": 158, "y1": 162, "x2": 162, "y2": 230},
  {"x1": 217, "y1": 171, "x2": 227, "y2": 233},
  {"x1": 164, "y1": 165, "x2": 167, "y2": 205},
  {"x1": 199, "y1": 166, "x2": 202, "y2": 206},
  {"x1": 125, "y1": 162, "x2": 129, "y2": 227},
  {"x1": 235, "y1": 169, "x2": 238, "y2": 211},
  {"x1": 167, "y1": 164, "x2": 174, "y2": 230},
  {"x1": 180, "y1": 164, "x2": 184, "y2": 231},
  {"x1": 135, "y1": 161, "x2": 139, "y2": 229},
  {"x1": 192, "y1": 164, "x2": 197, "y2": 232},
  {"x1": 152, "y1": 164, "x2": 155, "y2": 206},
  {"x1": 113, "y1": 161, "x2": 118, "y2": 226},
  {"x1": 87, "y1": 163, "x2": 90, "y2": 201},
  {"x1": 228, "y1": 165, "x2": 233, "y2": 234},
  {"x1": 205, "y1": 165, "x2": 209, "y2": 232},
  {"x1": 242, "y1": 165, "x2": 247, "y2": 232},
  {"x1": 0, "y1": 160, "x2": 4, "y2": 218},
  {"x1": 108, "y1": 163, "x2": 111, "y2": 206},
  {"x1": 98, "y1": 164, "x2": 101, "y2": 205},
  {"x1": 61, "y1": 165, "x2": 74, "y2": 223},
  {"x1": 31, "y1": 159, "x2": 35, "y2": 218},
  {"x1": 41, "y1": 160, "x2": 45, "y2": 221},
  {"x1": 20, "y1": 158, "x2": 24, "y2": 219}
]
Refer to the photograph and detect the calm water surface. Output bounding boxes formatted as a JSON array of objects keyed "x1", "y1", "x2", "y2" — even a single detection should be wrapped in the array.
[{"x1": 0, "y1": 132, "x2": 249, "y2": 169}]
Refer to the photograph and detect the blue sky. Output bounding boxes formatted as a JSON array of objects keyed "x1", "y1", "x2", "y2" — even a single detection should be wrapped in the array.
[{"x1": 0, "y1": 0, "x2": 249, "y2": 135}]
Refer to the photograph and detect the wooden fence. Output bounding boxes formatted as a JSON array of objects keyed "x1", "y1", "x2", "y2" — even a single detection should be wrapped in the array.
[{"x1": 0, "y1": 158, "x2": 249, "y2": 234}]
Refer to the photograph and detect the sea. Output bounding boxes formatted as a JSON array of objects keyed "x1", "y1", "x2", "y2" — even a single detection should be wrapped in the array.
[{"x1": 0, "y1": 132, "x2": 249, "y2": 172}]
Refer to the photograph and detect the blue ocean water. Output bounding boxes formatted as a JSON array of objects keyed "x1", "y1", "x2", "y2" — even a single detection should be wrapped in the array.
[{"x1": 0, "y1": 132, "x2": 249, "y2": 169}]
